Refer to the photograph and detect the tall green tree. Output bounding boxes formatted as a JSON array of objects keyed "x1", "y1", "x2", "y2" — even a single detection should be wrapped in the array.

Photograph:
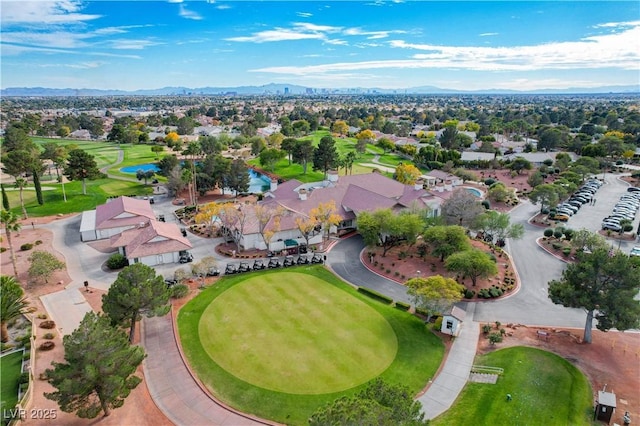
[
  {"x1": 445, "y1": 248, "x2": 498, "y2": 286},
  {"x1": 1, "y1": 275, "x2": 29, "y2": 343},
  {"x1": 309, "y1": 378, "x2": 427, "y2": 426},
  {"x1": 548, "y1": 248, "x2": 640, "y2": 343},
  {"x1": 292, "y1": 139, "x2": 314, "y2": 174},
  {"x1": 407, "y1": 275, "x2": 464, "y2": 322},
  {"x1": 1, "y1": 184, "x2": 9, "y2": 210},
  {"x1": 45, "y1": 312, "x2": 145, "y2": 418},
  {"x1": 33, "y1": 170, "x2": 44, "y2": 205},
  {"x1": 357, "y1": 209, "x2": 424, "y2": 257},
  {"x1": 280, "y1": 137, "x2": 297, "y2": 165},
  {"x1": 64, "y1": 149, "x2": 101, "y2": 195},
  {"x1": 422, "y1": 225, "x2": 471, "y2": 262},
  {"x1": 2, "y1": 149, "x2": 41, "y2": 218},
  {"x1": 313, "y1": 135, "x2": 339, "y2": 179},
  {"x1": 258, "y1": 148, "x2": 286, "y2": 172},
  {"x1": 528, "y1": 183, "x2": 566, "y2": 213},
  {"x1": 226, "y1": 159, "x2": 250, "y2": 196},
  {"x1": 28, "y1": 250, "x2": 66, "y2": 285},
  {"x1": 472, "y1": 210, "x2": 524, "y2": 245},
  {"x1": 102, "y1": 263, "x2": 170, "y2": 343},
  {"x1": 1, "y1": 209, "x2": 21, "y2": 277}
]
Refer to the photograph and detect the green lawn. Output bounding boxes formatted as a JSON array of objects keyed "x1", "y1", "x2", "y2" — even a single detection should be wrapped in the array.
[
  {"x1": 432, "y1": 346, "x2": 593, "y2": 426},
  {"x1": 0, "y1": 351, "x2": 23, "y2": 424},
  {"x1": 178, "y1": 266, "x2": 444, "y2": 425},
  {"x1": 32, "y1": 137, "x2": 120, "y2": 169},
  {"x1": 199, "y1": 272, "x2": 397, "y2": 394}
]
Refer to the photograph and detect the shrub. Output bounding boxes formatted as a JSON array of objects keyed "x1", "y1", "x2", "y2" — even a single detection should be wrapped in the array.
[
  {"x1": 43, "y1": 332, "x2": 55, "y2": 340},
  {"x1": 552, "y1": 242, "x2": 563, "y2": 250},
  {"x1": 20, "y1": 243, "x2": 34, "y2": 251},
  {"x1": 34, "y1": 240, "x2": 43, "y2": 245},
  {"x1": 482, "y1": 324, "x2": 492, "y2": 334},
  {"x1": 106, "y1": 253, "x2": 129, "y2": 270},
  {"x1": 484, "y1": 178, "x2": 496, "y2": 186},
  {"x1": 553, "y1": 229, "x2": 564, "y2": 239},
  {"x1": 489, "y1": 332, "x2": 503, "y2": 345},
  {"x1": 489, "y1": 287, "x2": 503, "y2": 297},
  {"x1": 541, "y1": 207, "x2": 550, "y2": 215},
  {"x1": 357, "y1": 287, "x2": 393, "y2": 304},
  {"x1": 481, "y1": 200, "x2": 491, "y2": 210},
  {"x1": 562, "y1": 247, "x2": 572, "y2": 256},
  {"x1": 39, "y1": 320, "x2": 56, "y2": 329},
  {"x1": 171, "y1": 284, "x2": 189, "y2": 299},
  {"x1": 394, "y1": 301, "x2": 411, "y2": 311},
  {"x1": 464, "y1": 289, "x2": 475, "y2": 299},
  {"x1": 23, "y1": 350, "x2": 31, "y2": 360},
  {"x1": 37, "y1": 313, "x2": 47, "y2": 319},
  {"x1": 543, "y1": 228, "x2": 554, "y2": 237},
  {"x1": 38, "y1": 341, "x2": 55, "y2": 351},
  {"x1": 563, "y1": 229, "x2": 575, "y2": 240},
  {"x1": 0, "y1": 247, "x2": 6, "y2": 253},
  {"x1": 434, "y1": 317, "x2": 443, "y2": 330},
  {"x1": 19, "y1": 372, "x2": 30, "y2": 384}
]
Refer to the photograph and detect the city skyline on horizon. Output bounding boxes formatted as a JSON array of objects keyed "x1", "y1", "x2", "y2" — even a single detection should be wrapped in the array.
[{"x1": 1, "y1": 1, "x2": 639, "y2": 92}]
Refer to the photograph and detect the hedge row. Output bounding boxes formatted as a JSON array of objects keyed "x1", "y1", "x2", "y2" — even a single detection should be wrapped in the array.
[{"x1": 357, "y1": 287, "x2": 393, "y2": 305}]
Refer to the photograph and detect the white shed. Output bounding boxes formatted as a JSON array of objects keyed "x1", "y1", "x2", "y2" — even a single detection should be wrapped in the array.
[{"x1": 441, "y1": 305, "x2": 466, "y2": 337}]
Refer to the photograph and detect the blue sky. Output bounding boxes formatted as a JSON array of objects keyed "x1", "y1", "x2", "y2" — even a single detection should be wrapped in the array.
[{"x1": 1, "y1": 1, "x2": 639, "y2": 91}]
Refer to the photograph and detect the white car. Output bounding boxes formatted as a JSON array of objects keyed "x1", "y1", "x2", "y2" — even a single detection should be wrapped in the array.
[{"x1": 630, "y1": 246, "x2": 640, "y2": 257}]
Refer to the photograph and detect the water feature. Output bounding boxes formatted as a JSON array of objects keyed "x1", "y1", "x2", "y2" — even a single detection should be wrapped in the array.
[
  {"x1": 120, "y1": 163, "x2": 160, "y2": 173},
  {"x1": 464, "y1": 187, "x2": 483, "y2": 197},
  {"x1": 121, "y1": 163, "x2": 272, "y2": 193}
]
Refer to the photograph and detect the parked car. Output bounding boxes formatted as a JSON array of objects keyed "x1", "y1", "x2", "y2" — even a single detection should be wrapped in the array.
[
  {"x1": 252, "y1": 259, "x2": 266, "y2": 270},
  {"x1": 297, "y1": 255, "x2": 310, "y2": 264},
  {"x1": 630, "y1": 246, "x2": 640, "y2": 257},
  {"x1": 627, "y1": 187, "x2": 640, "y2": 193},
  {"x1": 238, "y1": 262, "x2": 251, "y2": 273},
  {"x1": 311, "y1": 254, "x2": 324, "y2": 264},
  {"x1": 283, "y1": 255, "x2": 295, "y2": 267},
  {"x1": 206, "y1": 267, "x2": 221, "y2": 276},
  {"x1": 179, "y1": 251, "x2": 193, "y2": 263},
  {"x1": 165, "y1": 278, "x2": 178, "y2": 288},
  {"x1": 553, "y1": 214, "x2": 570, "y2": 222},
  {"x1": 268, "y1": 257, "x2": 281, "y2": 268},
  {"x1": 602, "y1": 222, "x2": 622, "y2": 232},
  {"x1": 225, "y1": 264, "x2": 238, "y2": 275}
]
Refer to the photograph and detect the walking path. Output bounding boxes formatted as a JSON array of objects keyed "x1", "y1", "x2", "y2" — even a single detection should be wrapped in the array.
[
  {"x1": 142, "y1": 313, "x2": 272, "y2": 426},
  {"x1": 417, "y1": 305, "x2": 479, "y2": 419}
]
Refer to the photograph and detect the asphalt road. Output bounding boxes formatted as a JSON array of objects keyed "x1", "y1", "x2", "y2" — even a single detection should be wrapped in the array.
[{"x1": 328, "y1": 175, "x2": 639, "y2": 328}]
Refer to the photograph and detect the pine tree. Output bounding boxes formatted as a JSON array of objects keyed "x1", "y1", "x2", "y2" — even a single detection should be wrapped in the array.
[
  {"x1": 33, "y1": 170, "x2": 44, "y2": 205},
  {"x1": 102, "y1": 263, "x2": 170, "y2": 343},
  {"x1": 45, "y1": 312, "x2": 145, "y2": 418},
  {"x1": 1, "y1": 184, "x2": 9, "y2": 210}
]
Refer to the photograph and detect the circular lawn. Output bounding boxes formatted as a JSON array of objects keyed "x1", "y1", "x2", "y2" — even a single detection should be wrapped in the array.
[
  {"x1": 199, "y1": 272, "x2": 397, "y2": 394},
  {"x1": 178, "y1": 266, "x2": 444, "y2": 424}
]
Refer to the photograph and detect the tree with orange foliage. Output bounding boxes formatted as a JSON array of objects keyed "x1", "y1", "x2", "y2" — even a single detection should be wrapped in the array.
[
  {"x1": 194, "y1": 202, "x2": 223, "y2": 235},
  {"x1": 218, "y1": 203, "x2": 249, "y2": 252},
  {"x1": 254, "y1": 204, "x2": 285, "y2": 249},
  {"x1": 310, "y1": 201, "x2": 342, "y2": 242}
]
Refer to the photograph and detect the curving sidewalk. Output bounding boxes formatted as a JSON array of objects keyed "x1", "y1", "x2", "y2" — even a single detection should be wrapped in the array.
[{"x1": 141, "y1": 311, "x2": 276, "y2": 426}]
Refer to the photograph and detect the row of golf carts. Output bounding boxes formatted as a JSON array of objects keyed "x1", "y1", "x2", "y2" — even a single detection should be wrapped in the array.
[{"x1": 224, "y1": 254, "x2": 324, "y2": 275}]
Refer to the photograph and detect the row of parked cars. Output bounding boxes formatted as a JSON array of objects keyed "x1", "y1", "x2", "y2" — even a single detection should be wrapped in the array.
[
  {"x1": 551, "y1": 178, "x2": 603, "y2": 222},
  {"x1": 601, "y1": 187, "x2": 640, "y2": 232},
  {"x1": 224, "y1": 254, "x2": 324, "y2": 275}
]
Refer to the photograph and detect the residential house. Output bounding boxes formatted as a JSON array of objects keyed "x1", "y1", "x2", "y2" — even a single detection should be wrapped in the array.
[
  {"x1": 109, "y1": 220, "x2": 192, "y2": 266},
  {"x1": 79, "y1": 196, "x2": 156, "y2": 241}
]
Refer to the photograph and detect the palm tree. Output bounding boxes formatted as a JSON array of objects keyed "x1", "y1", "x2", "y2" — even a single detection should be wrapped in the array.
[
  {"x1": 14, "y1": 177, "x2": 28, "y2": 219},
  {"x1": 1, "y1": 275, "x2": 29, "y2": 342},
  {"x1": 1, "y1": 209, "x2": 22, "y2": 277}
]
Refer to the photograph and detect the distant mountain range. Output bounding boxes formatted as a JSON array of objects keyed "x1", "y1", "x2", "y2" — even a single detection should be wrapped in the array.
[{"x1": 1, "y1": 83, "x2": 639, "y2": 97}]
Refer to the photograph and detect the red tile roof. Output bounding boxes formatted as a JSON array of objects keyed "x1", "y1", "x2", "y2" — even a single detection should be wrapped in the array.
[
  {"x1": 95, "y1": 196, "x2": 156, "y2": 230},
  {"x1": 110, "y1": 220, "x2": 192, "y2": 259}
]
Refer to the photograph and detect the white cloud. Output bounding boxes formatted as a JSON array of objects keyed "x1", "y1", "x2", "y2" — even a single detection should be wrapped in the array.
[
  {"x1": 297, "y1": 12, "x2": 313, "y2": 18},
  {"x1": 593, "y1": 20, "x2": 640, "y2": 29},
  {"x1": 479, "y1": 32, "x2": 499, "y2": 37},
  {"x1": 250, "y1": 22, "x2": 640, "y2": 76},
  {"x1": 1, "y1": 1, "x2": 101, "y2": 25},
  {"x1": 216, "y1": 5, "x2": 231, "y2": 10},
  {"x1": 179, "y1": 4, "x2": 203, "y2": 20},
  {"x1": 109, "y1": 39, "x2": 163, "y2": 50}
]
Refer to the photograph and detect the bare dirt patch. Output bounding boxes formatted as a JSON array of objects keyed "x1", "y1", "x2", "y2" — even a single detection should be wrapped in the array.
[{"x1": 1, "y1": 216, "x2": 171, "y2": 426}]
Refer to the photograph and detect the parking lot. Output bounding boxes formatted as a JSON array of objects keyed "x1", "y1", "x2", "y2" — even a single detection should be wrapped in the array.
[{"x1": 551, "y1": 175, "x2": 639, "y2": 254}]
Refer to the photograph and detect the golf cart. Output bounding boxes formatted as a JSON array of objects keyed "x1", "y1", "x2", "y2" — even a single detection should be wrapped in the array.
[
  {"x1": 252, "y1": 259, "x2": 266, "y2": 270},
  {"x1": 238, "y1": 261, "x2": 251, "y2": 273},
  {"x1": 311, "y1": 254, "x2": 323, "y2": 264},
  {"x1": 268, "y1": 257, "x2": 281, "y2": 268},
  {"x1": 224, "y1": 264, "x2": 238, "y2": 275},
  {"x1": 297, "y1": 255, "x2": 310, "y2": 265},
  {"x1": 179, "y1": 251, "x2": 193, "y2": 263},
  {"x1": 283, "y1": 255, "x2": 295, "y2": 267}
]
